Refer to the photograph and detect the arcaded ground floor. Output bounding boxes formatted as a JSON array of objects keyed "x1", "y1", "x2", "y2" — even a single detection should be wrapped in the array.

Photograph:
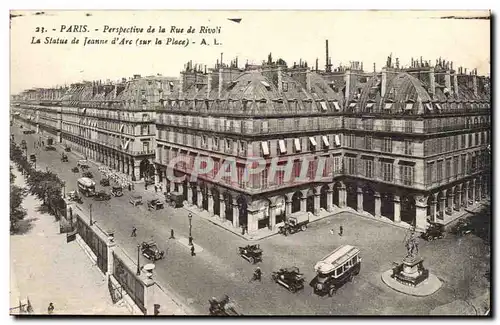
[{"x1": 155, "y1": 164, "x2": 490, "y2": 234}]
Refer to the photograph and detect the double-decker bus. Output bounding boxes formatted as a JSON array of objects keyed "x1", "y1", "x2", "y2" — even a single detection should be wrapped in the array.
[{"x1": 77, "y1": 177, "x2": 96, "y2": 197}]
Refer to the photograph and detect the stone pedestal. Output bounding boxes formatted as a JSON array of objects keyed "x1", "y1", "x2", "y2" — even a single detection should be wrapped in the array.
[{"x1": 401, "y1": 256, "x2": 425, "y2": 279}]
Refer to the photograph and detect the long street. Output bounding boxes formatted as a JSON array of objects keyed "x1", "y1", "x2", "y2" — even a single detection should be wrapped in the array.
[{"x1": 12, "y1": 124, "x2": 491, "y2": 315}]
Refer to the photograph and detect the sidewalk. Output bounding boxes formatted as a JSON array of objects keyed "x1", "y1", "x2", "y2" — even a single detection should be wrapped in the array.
[{"x1": 10, "y1": 167, "x2": 130, "y2": 315}]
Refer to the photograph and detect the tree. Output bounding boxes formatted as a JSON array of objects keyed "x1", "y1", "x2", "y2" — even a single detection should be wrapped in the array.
[
  {"x1": 10, "y1": 165, "x2": 16, "y2": 184},
  {"x1": 26, "y1": 170, "x2": 62, "y2": 205},
  {"x1": 10, "y1": 185, "x2": 27, "y2": 232}
]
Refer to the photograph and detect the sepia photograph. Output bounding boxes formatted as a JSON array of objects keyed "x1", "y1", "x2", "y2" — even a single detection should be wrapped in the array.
[{"x1": 8, "y1": 9, "x2": 491, "y2": 317}]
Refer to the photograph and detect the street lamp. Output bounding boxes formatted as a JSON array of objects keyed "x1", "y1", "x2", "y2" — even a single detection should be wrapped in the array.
[
  {"x1": 89, "y1": 203, "x2": 93, "y2": 226},
  {"x1": 188, "y1": 213, "x2": 193, "y2": 246},
  {"x1": 136, "y1": 244, "x2": 141, "y2": 276}
]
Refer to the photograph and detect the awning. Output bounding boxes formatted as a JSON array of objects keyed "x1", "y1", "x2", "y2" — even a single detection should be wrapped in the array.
[
  {"x1": 333, "y1": 102, "x2": 341, "y2": 111},
  {"x1": 169, "y1": 81, "x2": 174, "y2": 86},
  {"x1": 261, "y1": 141, "x2": 269, "y2": 155},
  {"x1": 348, "y1": 103, "x2": 356, "y2": 108},
  {"x1": 309, "y1": 137, "x2": 317, "y2": 147},
  {"x1": 294, "y1": 138, "x2": 301, "y2": 151},
  {"x1": 334, "y1": 135, "x2": 341, "y2": 146},
  {"x1": 384, "y1": 103, "x2": 393, "y2": 110},
  {"x1": 320, "y1": 101, "x2": 328, "y2": 111},
  {"x1": 82, "y1": 108, "x2": 87, "y2": 114},
  {"x1": 366, "y1": 103, "x2": 374, "y2": 109},
  {"x1": 278, "y1": 140, "x2": 287, "y2": 154},
  {"x1": 120, "y1": 124, "x2": 124, "y2": 132},
  {"x1": 435, "y1": 103, "x2": 442, "y2": 110},
  {"x1": 322, "y1": 135, "x2": 330, "y2": 147},
  {"x1": 444, "y1": 87, "x2": 450, "y2": 94},
  {"x1": 425, "y1": 103, "x2": 433, "y2": 111},
  {"x1": 122, "y1": 139, "x2": 130, "y2": 150},
  {"x1": 405, "y1": 103, "x2": 414, "y2": 110},
  {"x1": 260, "y1": 81, "x2": 271, "y2": 89}
]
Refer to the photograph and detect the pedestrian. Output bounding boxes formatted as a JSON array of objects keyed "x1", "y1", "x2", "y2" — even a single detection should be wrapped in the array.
[
  {"x1": 47, "y1": 302, "x2": 54, "y2": 315},
  {"x1": 128, "y1": 183, "x2": 131, "y2": 191},
  {"x1": 145, "y1": 183, "x2": 148, "y2": 190},
  {"x1": 188, "y1": 236, "x2": 193, "y2": 246},
  {"x1": 154, "y1": 184, "x2": 158, "y2": 193},
  {"x1": 131, "y1": 227, "x2": 137, "y2": 237},
  {"x1": 191, "y1": 244, "x2": 196, "y2": 256},
  {"x1": 329, "y1": 228, "x2": 334, "y2": 235},
  {"x1": 170, "y1": 229, "x2": 175, "y2": 239},
  {"x1": 339, "y1": 225, "x2": 343, "y2": 236}
]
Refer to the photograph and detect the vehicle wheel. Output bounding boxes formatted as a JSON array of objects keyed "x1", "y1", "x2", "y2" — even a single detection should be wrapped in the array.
[
  {"x1": 428, "y1": 236, "x2": 433, "y2": 241},
  {"x1": 301, "y1": 225, "x2": 307, "y2": 231},
  {"x1": 271, "y1": 274, "x2": 277, "y2": 282},
  {"x1": 289, "y1": 285, "x2": 297, "y2": 293},
  {"x1": 348, "y1": 274, "x2": 353, "y2": 282},
  {"x1": 284, "y1": 230, "x2": 288, "y2": 236},
  {"x1": 328, "y1": 286, "x2": 336, "y2": 297},
  {"x1": 249, "y1": 257, "x2": 255, "y2": 264}
]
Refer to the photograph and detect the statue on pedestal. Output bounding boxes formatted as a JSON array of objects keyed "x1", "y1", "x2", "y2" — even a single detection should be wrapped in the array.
[{"x1": 404, "y1": 227, "x2": 420, "y2": 259}]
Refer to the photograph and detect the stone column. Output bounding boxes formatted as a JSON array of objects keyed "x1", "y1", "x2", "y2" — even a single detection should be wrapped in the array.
[
  {"x1": 285, "y1": 193, "x2": 293, "y2": 217},
  {"x1": 300, "y1": 196, "x2": 307, "y2": 212},
  {"x1": 448, "y1": 187, "x2": 454, "y2": 214},
  {"x1": 476, "y1": 179, "x2": 482, "y2": 201},
  {"x1": 393, "y1": 195, "x2": 401, "y2": 223},
  {"x1": 187, "y1": 184, "x2": 193, "y2": 205},
  {"x1": 471, "y1": 179, "x2": 476, "y2": 204},
  {"x1": 133, "y1": 163, "x2": 140, "y2": 181},
  {"x1": 374, "y1": 192, "x2": 381, "y2": 217},
  {"x1": 414, "y1": 195, "x2": 428, "y2": 232},
  {"x1": 326, "y1": 184, "x2": 334, "y2": 212},
  {"x1": 207, "y1": 192, "x2": 214, "y2": 215},
  {"x1": 439, "y1": 190, "x2": 446, "y2": 220},
  {"x1": 269, "y1": 204, "x2": 277, "y2": 230},
  {"x1": 232, "y1": 198, "x2": 239, "y2": 228},
  {"x1": 247, "y1": 209, "x2": 258, "y2": 235},
  {"x1": 170, "y1": 181, "x2": 175, "y2": 193},
  {"x1": 457, "y1": 186, "x2": 463, "y2": 211},
  {"x1": 339, "y1": 185, "x2": 347, "y2": 208},
  {"x1": 219, "y1": 194, "x2": 226, "y2": 221},
  {"x1": 197, "y1": 187, "x2": 203, "y2": 210},
  {"x1": 178, "y1": 182, "x2": 184, "y2": 196},
  {"x1": 357, "y1": 187, "x2": 364, "y2": 213},
  {"x1": 430, "y1": 193, "x2": 438, "y2": 222},
  {"x1": 464, "y1": 181, "x2": 470, "y2": 208},
  {"x1": 313, "y1": 186, "x2": 321, "y2": 215}
]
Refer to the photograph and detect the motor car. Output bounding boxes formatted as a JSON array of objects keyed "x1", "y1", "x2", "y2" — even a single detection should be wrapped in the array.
[
  {"x1": 82, "y1": 171, "x2": 93, "y2": 179},
  {"x1": 93, "y1": 190, "x2": 111, "y2": 201},
  {"x1": 64, "y1": 146, "x2": 71, "y2": 152},
  {"x1": 271, "y1": 267, "x2": 305, "y2": 293},
  {"x1": 100, "y1": 178, "x2": 110, "y2": 187},
  {"x1": 61, "y1": 153, "x2": 69, "y2": 162},
  {"x1": 147, "y1": 199, "x2": 164, "y2": 210},
  {"x1": 129, "y1": 194, "x2": 143, "y2": 206},
  {"x1": 140, "y1": 241, "x2": 165, "y2": 261},
  {"x1": 44, "y1": 145, "x2": 57, "y2": 151},
  {"x1": 452, "y1": 219, "x2": 474, "y2": 236},
  {"x1": 238, "y1": 244, "x2": 263, "y2": 264},
  {"x1": 77, "y1": 160, "x2": 89, "y2": 169},
  {"x1": 29, "y1": 154, "x2": 36, "y2": 163},
  {"x1": 165, "y1": 191, "x2": 184, "y2": 208},
  {"x1": 421, "y1": 222, "x2": 445, "y2": 241},
  {"x1": 278, "y1": 212, "x2": 309, "y2": 236},
  {"x1": 71, "y1": 166, "x2": 80, "y2": 173},
  {"x1": 67, "y1": 190, "x2": 83, "y2": 204},
  {"x1": 208, "y1": 295, "x2": 240, "y2": 316},
  {"x1": 310, "y1": 245, "x2": 361, "y2": 297},
  {"x1": 111, "y1": 186, "x2": 123, "y2": 197}
]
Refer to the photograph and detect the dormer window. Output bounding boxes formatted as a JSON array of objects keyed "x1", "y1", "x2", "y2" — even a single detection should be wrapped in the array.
[
  {"x1": 282, "y1": 82, "x2": 288, "y2": 92},
  {"x1": 260, "y1": 81, "x2": 271, "y2": 91},
  {"x1": 424, "y1": 103, "x2": 433, "y2": 112},
  {"x1": 366, "y1": 103, "x2": 374, "y2": 112},
  {"x1": 384, "y1": 103, "x2": 393, "y2": 110}
]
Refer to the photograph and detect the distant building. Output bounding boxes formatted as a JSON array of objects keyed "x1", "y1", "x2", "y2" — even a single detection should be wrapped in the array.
[{"x1": 12, "y1": 42, "x2": 491, "y2": 235}]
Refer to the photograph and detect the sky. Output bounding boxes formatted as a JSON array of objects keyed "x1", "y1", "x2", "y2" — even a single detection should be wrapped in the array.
[{"x1": 9, "y1": 10, "x2": 491, "y2": 94}]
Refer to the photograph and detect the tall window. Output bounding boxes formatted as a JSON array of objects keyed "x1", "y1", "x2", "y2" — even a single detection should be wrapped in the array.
[
  {"x1": 453, "y1": 156, "x2": 459, "y2": 177},
  {"x1": 475, "y1": 133, "x2": 479, "y2": 147},
  {"x1": 404, "y1": 120, "x2": 413, "y2": 133},
  {"x1": 468, "y1": 133, "x2": 473, "y2": 147},
  {"x1": 445, "y1": 158, "x2": 451, "y2": 179},
  {"x1": 383, "y1": 138, "x2": 392, "y2": 153},
  {"x1": 400, "y1": 165, "x2": 414, "y2": 186},
  {"x1": 382, "y1": 162, "x2": 393, "y2": 182},
  {"x1": 404, "y1": 140, "x2": 413, "y2": 155},
  {"x1": 365, "y1": 159, "x2": 373, "y2": 178},
  {"x1": 427, "y1": 162, "x2": 434, "y2": 184},
  {"x1": 461, "y1": 134, "x2": 465, "y2": 148},
  {"x1": 437, "y1": 160, "x2": 443, "y2": 181},
  {"x1": 365, "y1": 136, "x2": 372, "y2": 150},
  {"x1": 461, "y1": 154, "x2": 466, "y2": 175}
]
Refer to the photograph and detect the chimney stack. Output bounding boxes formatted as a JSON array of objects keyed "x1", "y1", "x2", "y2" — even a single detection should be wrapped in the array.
[
  {"x1": 453, "y1": 72, "x2": 459, "y2": 96},
  {"x1": 306, "y1": 69, "x2": 311, "y2": 92},
  {"x1": 325, "y1": 40, "x2": 331, "y2": 72},
  {"x1": 381, "y1": 67, "x2": 387, "y2": 96},
  {"x1": 473, "y1": 74, "x2": 478, "y2": 97},
  {"x1": 218, "y1": 68, "x2": 223, "y2": 98},
  {"x1": 315, "y1": 58, "x2": 318, "y2": 71},
  {"x1": 207, "y1": 72, "x2": 212, "y2": 98},
  {"x1": 278, "y1": 67, "x2": 283, "y2": 93},
  {"x1": 445, "y1": 70, "x2": 452, "y2": 94},
  {"x1": 179, "y1": 74, "x2": 184, "y2": 95},
  {"x1": 345, "y1": 70, "x2": 352, "y2": 101},
  {"x1": 429, "y1": 67, "x2": 436, "y2": 97}
]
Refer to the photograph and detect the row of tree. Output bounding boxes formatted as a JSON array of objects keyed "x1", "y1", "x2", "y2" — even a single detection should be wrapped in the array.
[{"x1": 10, "y1": 140, "x2": 66, "y2": 233}]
